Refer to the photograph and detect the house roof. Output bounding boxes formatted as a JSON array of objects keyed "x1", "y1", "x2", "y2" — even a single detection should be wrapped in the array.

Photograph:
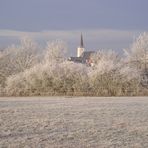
[
  {"x1": 68, "y1": 51, "x2": 95, "y2": 64},
  {"x1": 81, "y1": 51, "x2": 95, "y2": 59}
]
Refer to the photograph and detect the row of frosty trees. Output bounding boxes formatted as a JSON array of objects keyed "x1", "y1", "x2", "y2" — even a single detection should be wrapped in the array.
[{"x1": 0, "y1": 33, "x2": 148, "y2": 96}]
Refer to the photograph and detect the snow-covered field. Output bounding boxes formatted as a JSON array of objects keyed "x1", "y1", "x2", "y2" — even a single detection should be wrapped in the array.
[{"x1": 0, "y1": 97, "x2": 148, "y2": 148}]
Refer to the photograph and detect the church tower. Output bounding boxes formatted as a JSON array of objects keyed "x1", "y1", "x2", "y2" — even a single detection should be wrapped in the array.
[{"x1": 77, "y1": 33, "x2": 85, "y2": 57}]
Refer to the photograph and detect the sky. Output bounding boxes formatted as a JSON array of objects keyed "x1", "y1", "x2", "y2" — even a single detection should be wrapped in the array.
[{"x1": 0, "y1": 0, "x2": 148, "y2": 54}]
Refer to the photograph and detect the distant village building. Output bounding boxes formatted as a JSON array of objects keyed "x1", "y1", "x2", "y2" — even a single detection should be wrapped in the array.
[{"x1": 68, "y1": 34, "x2": 95, "y2": 66}]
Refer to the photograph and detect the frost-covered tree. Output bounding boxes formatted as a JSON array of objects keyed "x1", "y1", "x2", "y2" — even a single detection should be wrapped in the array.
[
  {"x1": 0, "y1": 51, "x2": 3, "y2": 58},
  {"x1": 89, "y1": 50, "x2": 140, "y2": 96},
  {"x1": 124, "y1": 32, "x2": 148, "y2": 70},
  {"x1": 4, "y1": 39, "x2": 68, "y2": 96},
  {"x1": 44, "y1": 40, "x2": 67, "y2": 63},
  {"x1": 90, "y1": 50, "x2": 120, "y2": 74},
  {"x1": 89, "y1": 50, "x2": 121, "y2": 95},
  {"x1": 0, "y1": 84, "x2": 4, "y2": 96},
  {"x1": 6, "y1": 37, "x2": 39, "y2": 72},
  {"x1": 56, "y1": 61, "x2": 89, "y2": 95},
  {"x1": 124, "y1": 32, "x2": 148, "y2": 88},
  {"x1": 2, "y1": 37, "x2": 146, "y2": 96},
  {"x1": 5, "y1": 60, "x2": 90, "y2": 96},
  {"x1": 0, "y1": 37, "x2": 39, "y2": 86}
]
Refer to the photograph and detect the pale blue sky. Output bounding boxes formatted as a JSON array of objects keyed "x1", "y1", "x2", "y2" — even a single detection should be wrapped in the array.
[{"x1": 0, "y1": 0, "x2": 147, "y2": 53}]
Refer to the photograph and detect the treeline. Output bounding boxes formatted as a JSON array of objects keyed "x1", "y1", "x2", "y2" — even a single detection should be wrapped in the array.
[{"x1": 0, "y1": 34, "x2": 148, "y2": 96}]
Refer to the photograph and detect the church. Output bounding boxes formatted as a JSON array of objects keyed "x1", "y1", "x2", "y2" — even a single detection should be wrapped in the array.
[{"x1": 68, "y1": 34, "x2": 95, "y2": 66}]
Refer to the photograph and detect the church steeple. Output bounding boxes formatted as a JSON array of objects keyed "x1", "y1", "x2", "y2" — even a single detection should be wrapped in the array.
[
  {"x1": 77, "y1": 33, "x2": 85, "y2": 57},
  {"x1": 80, "y1": 33, "x2": 84, "y2": 48}
]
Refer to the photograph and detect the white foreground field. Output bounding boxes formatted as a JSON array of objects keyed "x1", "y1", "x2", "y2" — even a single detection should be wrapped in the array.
[{"x1": 0, "y1": 97, "x2": 148, "y2": 148}]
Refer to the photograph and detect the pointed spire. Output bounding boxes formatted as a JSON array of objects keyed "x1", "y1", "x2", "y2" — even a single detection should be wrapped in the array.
[{"x1": 80, "y1": 33, "x2": 84, "y2": 48}]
